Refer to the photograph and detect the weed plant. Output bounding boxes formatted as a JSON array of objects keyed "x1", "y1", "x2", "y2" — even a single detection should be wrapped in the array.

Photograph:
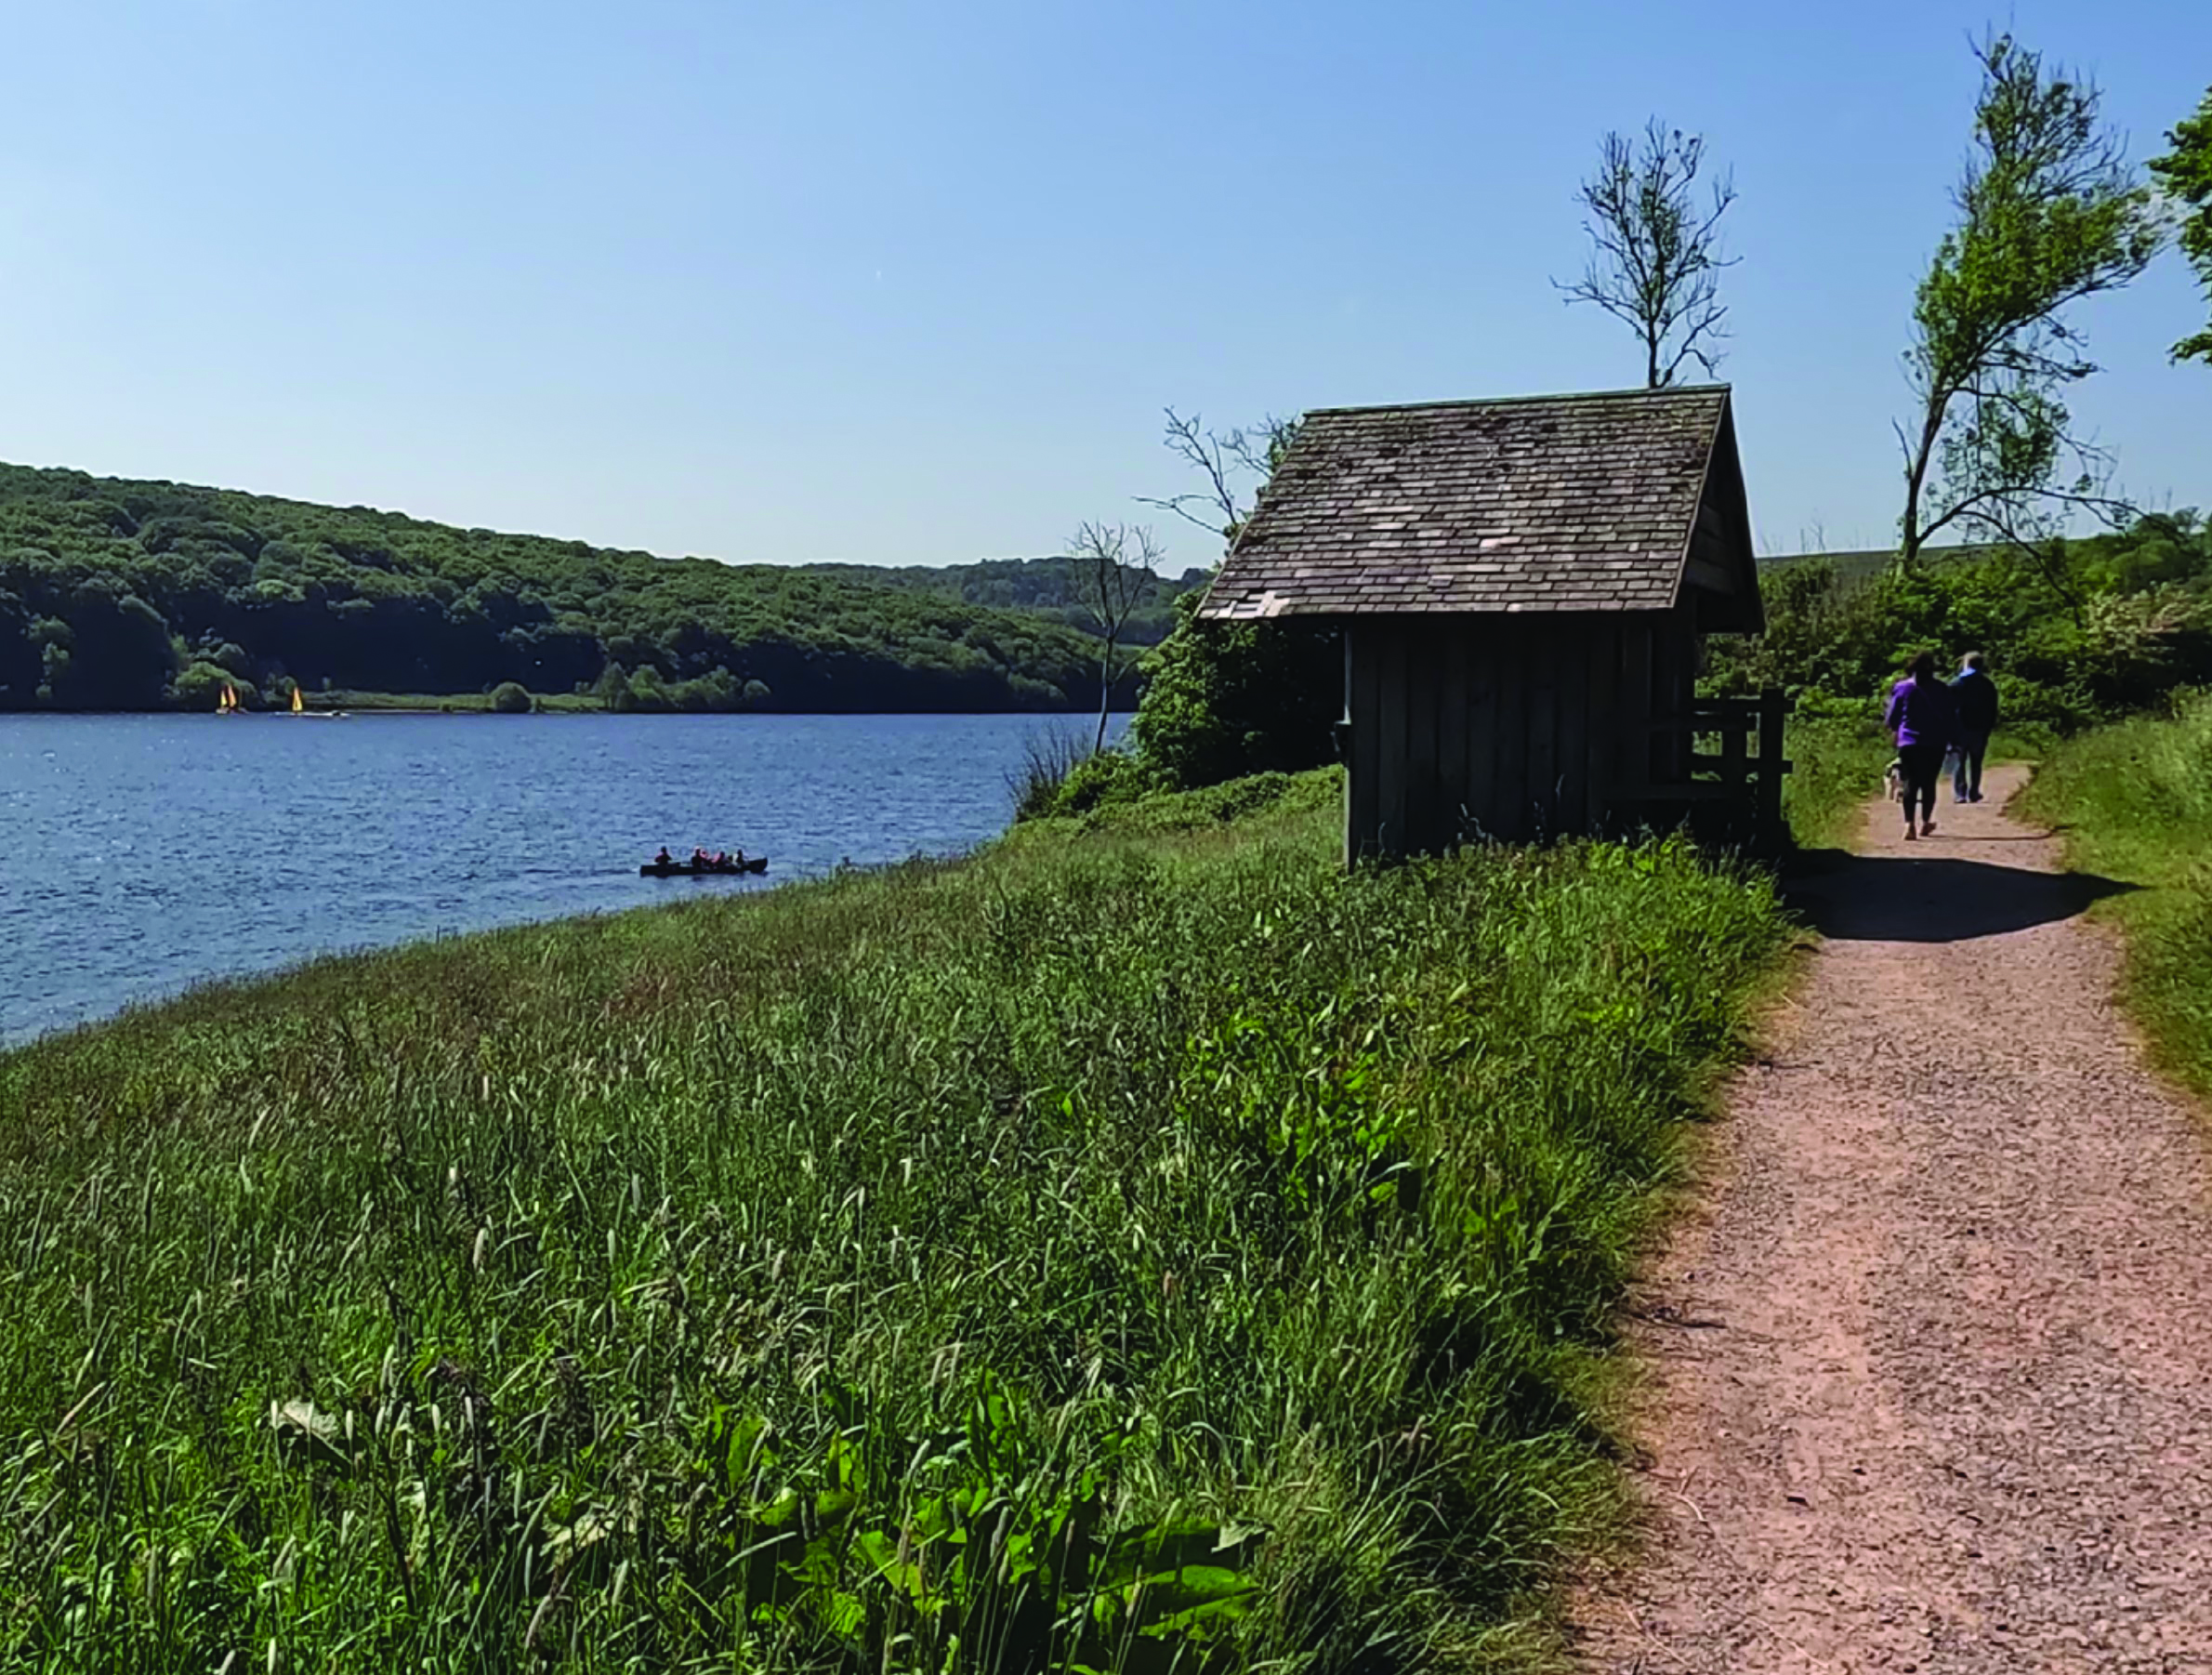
[
  {"x1": 0, "y1": 778, "x2": 1784, "y2": 1672},
  {"x1": 1005, "y1": 728, "x2": 1094, "y2": 822}
]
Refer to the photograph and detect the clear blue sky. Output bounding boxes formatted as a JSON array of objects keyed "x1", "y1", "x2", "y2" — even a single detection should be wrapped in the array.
[{"x1": 0, "y1": 1, "x2": 2205, "y2": 570}]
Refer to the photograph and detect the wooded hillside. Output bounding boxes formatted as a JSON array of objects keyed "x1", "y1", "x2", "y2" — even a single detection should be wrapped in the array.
[
  {"x1": 805, "y1": 556, "x2": 1211, "y2": 645},
  {"x1": 0, "y1": 463, "x2": 1136, "y2": 713}
]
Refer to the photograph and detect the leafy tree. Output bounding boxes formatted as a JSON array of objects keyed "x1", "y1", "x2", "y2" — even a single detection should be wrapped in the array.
[
  {"x1": 173, "y1": 661, "x2": 252, "y2": 710},
  {"x1": 1555, "y1": 118, "x2": 1738, "y2": 388},
  {"x1": 594, "y1": 661, "x2": 633, "y2": 712},
  {"x1": 489, "y1": 680, "x2": 533, "y2": 714},
  {"x1": 42, "y1": 584, "x2": 175, "y2": 709},
  {"x1": 2151, "y1": 85, "x2": 2212, "y2": 365},
  {"x1": 0, "y1": 590, "x2": 37, "y2": 705},
  {"x1": 1896, "y1": 34, "x2": 2163, "y2": 569}
]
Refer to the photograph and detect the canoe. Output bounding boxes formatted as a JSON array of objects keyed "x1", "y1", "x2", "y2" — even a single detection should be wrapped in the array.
[{"x1": 639, "y1": 856, "x2": 769, "y2": 877}]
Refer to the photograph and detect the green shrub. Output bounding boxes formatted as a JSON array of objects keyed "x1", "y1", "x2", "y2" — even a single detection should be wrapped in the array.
[
  {"x1": 1708, "y1": 514, "x2": 2212, "y2": 729},
  {"x1": 1129, "y1": 593, "x2": 1341, "y2": 789},
  {"x1": 1046, "y1": 749, "x2": 1159, "y2": 816},
  {"x1": 488, "y1": 679, "x2": 533, "y2": 714},
  {"x1": 168, "y1": 660, "x2": 255, "y2": 710}
]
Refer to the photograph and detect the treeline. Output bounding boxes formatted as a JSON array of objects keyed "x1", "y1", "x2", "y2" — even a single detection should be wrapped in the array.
[
  {"x1": 1710, "y1": 514, "x2": 2212, "y2": 725},
  {"x1": 804, "y1": 555, "x2": 1210, "y2": 645},
  {"x1": 0, "y1": 463, "x2": 1134, "y2": 713}
]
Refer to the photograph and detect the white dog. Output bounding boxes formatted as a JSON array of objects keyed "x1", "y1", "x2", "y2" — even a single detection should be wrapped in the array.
[{"x1": 1884, "y1": 758, "x2": 1905, "y2": 803}]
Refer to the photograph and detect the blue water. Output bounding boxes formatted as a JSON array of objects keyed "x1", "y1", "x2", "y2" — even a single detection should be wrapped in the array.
[{"x1": 0, "y1": 712, "x2": 1123, "y2": 1046}]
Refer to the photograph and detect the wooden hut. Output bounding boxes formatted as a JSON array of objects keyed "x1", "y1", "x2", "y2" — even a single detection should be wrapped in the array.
[{"x1": 1197, "y1": 385, "x2": 1775, "y2": 858}]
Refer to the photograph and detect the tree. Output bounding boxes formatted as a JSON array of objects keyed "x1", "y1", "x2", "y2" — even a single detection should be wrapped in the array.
[
  {"x1": 1896, "y1": 34, "x2": 2163, "y2": 570},
  {"x1": 172, "y1": 661, "x2": 251, "y2": 710},
  {"x1": 594, "y1": 661, "x2": 634, "y2": 712},
  {"x1": 1125, "y1": 407, "x2": 1336, "y2": 789},
  {"x1": 1136, "y1": 410, "x2": 1302, "y2": 542},
  {"x1": 2151, "y1": 84, "x2": 2212, "y2": 365},
  {"x1": 1065, "y1": 521, "x2": 1163, "y2": 752},
  {"x1": 489, "y1": 680, "x2": 533, "y2": 714},
  {"x1": 1556, "y1": 119, "x2": 1737, "y2": 388}
]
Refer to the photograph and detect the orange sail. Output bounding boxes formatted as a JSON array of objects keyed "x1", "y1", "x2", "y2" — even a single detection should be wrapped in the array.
[{"x1": 291, "y1": 685, "x2": 304, "y2": 714}]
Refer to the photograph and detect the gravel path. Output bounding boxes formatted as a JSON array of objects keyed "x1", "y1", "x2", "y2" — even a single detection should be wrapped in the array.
[{"x1": 1570, "y1": 764, "x2": 2212, "y2": 1673}]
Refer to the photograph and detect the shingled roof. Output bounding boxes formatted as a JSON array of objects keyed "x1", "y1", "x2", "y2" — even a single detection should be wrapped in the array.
[{"x1": 1199, "y1": 385, "x2": 1743, "y2": 620}]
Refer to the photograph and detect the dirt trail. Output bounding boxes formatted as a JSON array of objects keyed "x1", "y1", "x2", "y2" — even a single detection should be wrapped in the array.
[{"x1": 1571, "y1": 764, "x2": 2212, "y2": 1673}]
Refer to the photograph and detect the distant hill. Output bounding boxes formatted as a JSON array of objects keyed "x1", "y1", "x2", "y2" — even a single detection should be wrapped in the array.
[
  {"x1": 1758, "y1": 545, "x2": 1982, "y2": 586},
  {"x1": 804, "y1": 556, "x2": 1214, "y2": 646},
  {"x1": 0, "y1": 463, "x2": 1145, "y2": 713}
]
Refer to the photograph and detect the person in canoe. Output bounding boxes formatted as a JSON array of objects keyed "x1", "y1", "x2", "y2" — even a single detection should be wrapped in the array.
[{"x1": 654, "y1": 846, "x2": 673, "y2": 867}]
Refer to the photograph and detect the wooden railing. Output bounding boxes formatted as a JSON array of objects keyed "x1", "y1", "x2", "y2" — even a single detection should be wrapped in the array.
[{"x1": 1613, "y1": 687, "x2": 1793, "y2": 851}]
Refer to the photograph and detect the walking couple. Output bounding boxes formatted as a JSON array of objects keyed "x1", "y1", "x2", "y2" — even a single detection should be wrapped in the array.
[{"x1": 1886, "y1": 651, "x2": 2000, "y2": 841}]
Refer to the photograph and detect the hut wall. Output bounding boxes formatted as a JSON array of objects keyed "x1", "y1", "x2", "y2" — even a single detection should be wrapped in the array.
[{"x1": 1343, "y1": 609, "x2": 1701, "y2": 859}]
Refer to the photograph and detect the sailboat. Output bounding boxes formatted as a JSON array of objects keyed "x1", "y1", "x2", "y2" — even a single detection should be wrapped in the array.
[
  {"x1": 283, "y1": 683, "x2": 349, "y2": 719},
  {"x1": 216, "y1": 684, "x2": 242, "y2": 715}
]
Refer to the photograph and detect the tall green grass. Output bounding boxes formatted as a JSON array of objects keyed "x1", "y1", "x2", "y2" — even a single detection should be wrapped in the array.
[
  {"x1": 1780, "y1": 711, "x2": 1892, "y2": 851},
  {"x1": 0, "y1": 776, "x2": 1785, "y2": 1672},
  {"x1": 2019, "y1": 692, "x2": 2212, "y2": 1101}
]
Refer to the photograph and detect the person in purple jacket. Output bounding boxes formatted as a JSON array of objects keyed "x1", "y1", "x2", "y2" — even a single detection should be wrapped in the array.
[{"x1": 1885, "y1": 650, "x2": 1957, "y2": 840}]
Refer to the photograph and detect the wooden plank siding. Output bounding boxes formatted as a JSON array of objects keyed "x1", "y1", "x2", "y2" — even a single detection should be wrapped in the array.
[
  {"x1": 1347, "y1": 622, "x2": 1384, "y2": 863},
  {"x1": 1463, "y1": 639, "x2": 1498, "y2": 843},
  {"x1": 1525, "y1": 621, "x2": 1560, "y2": 839},
  {"x1": 1492, "y1": 627, "x2": 1528, "y2": 842},
  {"x1": 1346, "y1": 614, "x2": 1665, "y2": 856},
  {"x1": 1583, "y1": 619, "x2": 1620, "y2": 838},
  {"x1": 1377, "y1": 625, "x2": 1410, "y2": 851},
  {"x1": 1437, "y1": 629, "x2": 1468, "y2": 844}
]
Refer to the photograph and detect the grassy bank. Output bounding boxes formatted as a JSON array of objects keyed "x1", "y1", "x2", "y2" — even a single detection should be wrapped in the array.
[
  {"x1": 0, "y1": 777, "x2": 1786, "y2": 1672},
  {"x1": 2018, "y1": 692, "x2": 2212, "y2": 1101}
]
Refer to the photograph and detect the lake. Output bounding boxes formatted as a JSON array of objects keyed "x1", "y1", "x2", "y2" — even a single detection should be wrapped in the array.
[{"x1": 0, "y1": 711, "x2": 1123, "y2": 1047}]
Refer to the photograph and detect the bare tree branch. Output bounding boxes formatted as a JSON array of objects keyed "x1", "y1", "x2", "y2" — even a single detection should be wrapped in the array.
[
  {"x1": 1066, "y1": 520, "x2": 1164, "y2": 752},
  {"x1": 1555, "y1": 118, "x2": 1738, "y2": 388},
  {"x1": 1134, "y1": 409, "x2": 1303, "y2": 546}
]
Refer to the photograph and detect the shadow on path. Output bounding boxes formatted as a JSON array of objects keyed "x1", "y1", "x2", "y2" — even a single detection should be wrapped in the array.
[{"x1": 1784, "y1": 851, "x2": 2138, "y2": 944}]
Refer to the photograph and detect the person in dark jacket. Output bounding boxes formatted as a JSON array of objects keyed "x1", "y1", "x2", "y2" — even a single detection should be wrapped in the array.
[
  {"x1": 1884, "y1": 650, "x2": 1956, "y2": 840},
  {"x1": 1950, "y1": 652, "x2": 1999, "y2": 804}
]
